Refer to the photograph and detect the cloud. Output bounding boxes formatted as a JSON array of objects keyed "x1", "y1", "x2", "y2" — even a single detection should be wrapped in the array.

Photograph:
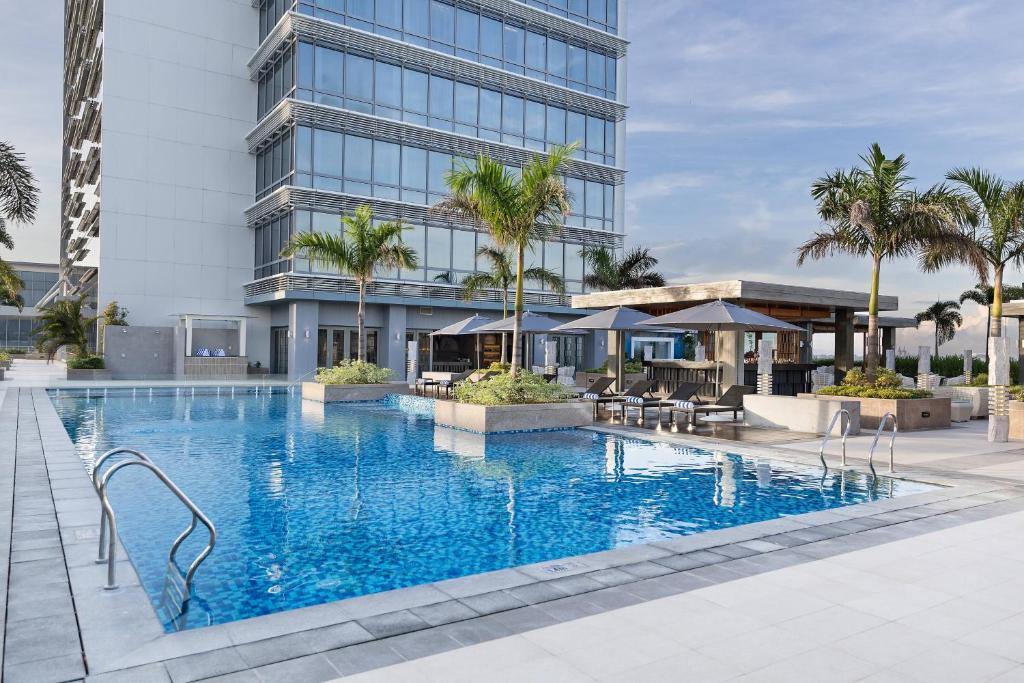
[{"x1": 627, "y1": 172, "x2": 709, "y2": 201}]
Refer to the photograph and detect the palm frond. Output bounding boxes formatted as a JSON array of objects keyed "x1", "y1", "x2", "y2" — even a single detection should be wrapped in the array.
[{"x1": 0, "y1": 141, "x2": 40, "y2": 238}]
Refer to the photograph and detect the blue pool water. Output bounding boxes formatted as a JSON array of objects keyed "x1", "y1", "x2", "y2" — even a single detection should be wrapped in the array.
[{"x1": 52, "y1": 390, "x2": 932, "y2": 631}]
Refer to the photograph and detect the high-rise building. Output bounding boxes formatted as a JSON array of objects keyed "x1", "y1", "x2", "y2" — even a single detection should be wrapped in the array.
[{"x1": 62, "y1": 0, "x2": 628, "y2": 379}]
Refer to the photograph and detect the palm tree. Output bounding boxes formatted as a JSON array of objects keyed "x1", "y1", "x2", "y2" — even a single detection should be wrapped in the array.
[
  {"x1": 35, "y1": 295, "x2": 97, "y2": 361},
  {"x1": 915, "y1": 300, "x2": 963, "y2": 356},
  {"x1": 0, "y1": 141, "x2": 39, "y2": 247},
  {"x1": 460, "y1": 246, "x2": 564, "y2": 364},
  {"x1": 282, "y1": 205, "x2": 417, "y2": 362},
  {"x1": 0, "y1": 259, "x2": 25, "y2": 310},
  {"x1": 1, "y1": 141, "x2": 39, "y2": 311},
  {"x1": 436, "y1": 145, "x2": 575, "y2": 376},
  {"x1": 581, "y1": 246, "x2": 666, "y2": 291},
  {"x1": 959, "y1": 282, "x2": 1024, "y2": 361},
  {"x1": 796, "y1": 143, "x2": 980, "y2": 379},
  {"x1": 924, "y1": 168, "x2": 1024, "y2": 339}
]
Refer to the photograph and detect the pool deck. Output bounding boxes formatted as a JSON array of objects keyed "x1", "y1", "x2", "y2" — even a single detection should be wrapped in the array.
[{"x1": 3, "y1": 362, "x2": 1024, "y2": 682}]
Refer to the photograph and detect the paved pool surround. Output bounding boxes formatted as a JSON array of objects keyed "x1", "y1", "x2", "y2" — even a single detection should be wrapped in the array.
[{"x1": 4, "y1": 387, "x2": 1024, "y2": 682}]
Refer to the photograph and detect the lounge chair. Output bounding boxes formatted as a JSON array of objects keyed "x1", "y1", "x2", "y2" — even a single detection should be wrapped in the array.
[
  {"x1": 615, "y1": 382, "x2": 704, "y2": 427},
  {"x1": 668, "y1": 385, "x2": 755, "y2": 432},
  {"x1": 591, "y1": 379, "x2": 655, "y2": 421},
  {"x1": 417, "y1": 369, "x2": 474, "y2": 397},
  {"x1": 578, "y1": 377, "x2": 616, "y2": 415}
]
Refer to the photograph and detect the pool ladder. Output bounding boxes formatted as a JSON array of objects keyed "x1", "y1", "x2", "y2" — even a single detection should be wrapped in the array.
[
  {"x1": 91, "y1": 448, "x2": 216, "y2": 606},
  {"x1": 819, "y1": 409, "x2": 898, "y2": 475}
]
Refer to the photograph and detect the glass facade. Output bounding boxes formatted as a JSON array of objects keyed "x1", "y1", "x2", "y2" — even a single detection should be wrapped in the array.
[
  {"x1": 0, "y1": 317, "x2": 42, "y2": 351},
  {"x1": 261, "y1": 1, "x2": 618, "y2": 100},
  {"x1": 13, "y1": 270, "x2": 59, "y2": 308},
  {"x1": 252, "y1": 0, "x2": 624, "y2": 302}
]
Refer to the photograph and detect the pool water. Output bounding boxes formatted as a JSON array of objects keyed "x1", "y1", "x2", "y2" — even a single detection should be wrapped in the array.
[{"x1": 52, "y1": 390, "x2": 932, "y2": 631}]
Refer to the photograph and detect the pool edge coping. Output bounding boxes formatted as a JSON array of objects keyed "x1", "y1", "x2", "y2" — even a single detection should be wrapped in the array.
[{"x1": 33, "y1": 388, "x2": 1024, "y2": 679}]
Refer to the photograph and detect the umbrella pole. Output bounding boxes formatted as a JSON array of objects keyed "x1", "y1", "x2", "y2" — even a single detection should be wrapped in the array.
[
  {"x1": 618, "y1": 329, "x2": 625, "y2": 394},
  {"x1": 715, "y1": 329, "x2": 722, "y2": 400}
]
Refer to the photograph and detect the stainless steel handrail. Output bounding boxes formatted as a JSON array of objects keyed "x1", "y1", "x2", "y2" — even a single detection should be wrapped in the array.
[
  {"x1": 818, "y1": 409, "x2": 854, "y2": 471},
  {"x1": 96, "y1": 459, "x2": 216, "y2": 596},
  {"x1": 93, "y1": 448, "x2": 151, "y2": 564},
  {"x1": 867, "y1": 412, "x2": 898, "y2": 476}
]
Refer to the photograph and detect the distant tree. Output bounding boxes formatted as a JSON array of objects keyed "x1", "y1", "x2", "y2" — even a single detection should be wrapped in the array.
[
  {"x1": 796, "y1": 143, "x2": 980, "y2": 380},
  {"x1": 581, "y1": 246, "x2": 666, "y2": 291},
  {"x1": 459, "y1": 246, "x2": 564, "y2": 364},
  {"x1": 282, "y1": 205, "x2": 418, "y2": 362},
  {"x1": 0, "y1": 260, "x2": 24, "y2": 310},
  {"x1": 915, "y1": 300, "x2": 963, "y2": 356},
  {"x1": 958, "y1": 282, "x2": 1024, "y2": 361},
  {"x1": 35, "y1": 296, "x2": 98, "y2": 361},
  {"x1": 924, "y1": 168, "x2": 1024, "y2": 338},
  {"x1": 101, "y1": 301, "x2": 129, "y2": 326}
]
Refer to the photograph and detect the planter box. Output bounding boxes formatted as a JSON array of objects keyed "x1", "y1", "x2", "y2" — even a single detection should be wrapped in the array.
[
  {"x1": 743, "y1": 395, "x2": 861, "y2": 435},
  {"x1": 799, "y1": 394, "x2": 950, "y2": 431},
  {"x1": 933, "y1": 386, "x2": 988, "y2": 418},
  {"x1": 67, "y1": 369, "x2": 113, "y2": 381},
  {"x1": 0, "y1": 360, "x2": 10, "y2": 370},
  {"x1": 435, "y1": 400, "x2": 592, "y2": 434},
  {"x1": 302, "y1": 382, "x2": 409, "y2": 403},
  {"x1": 1010, "y1": 401, "x2": 1024, "y2": 440}
]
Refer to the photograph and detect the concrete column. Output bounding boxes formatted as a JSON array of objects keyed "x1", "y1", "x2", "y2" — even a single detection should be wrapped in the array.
[
  {"x1": 718, "y1": 330, "x2": 746, "y2": 391},
  {"x1": 834, "y1": 308, "x2": 855, "y2": 383},
  {"x1": 287, "y1": 301, "x2": 319, "y2": 383},
  {"x1": 1018, "y1": 319, "x2": 1024, "y2": 384},
  {"x1": 881, "y1": 327, "x2": 895, "y2": 355},
  {"x1": 989, "y1": 336, "x2": 1010, "y2": 443},
  {"x1": 800, "y1": 323, "x2": 814, "y2": 364},
  {"x1": 382, "y1": 304, "x2": 407, "y2": 379},
  {"x1": 607, "y1": 330, "x2": 623, "y2": 392}
]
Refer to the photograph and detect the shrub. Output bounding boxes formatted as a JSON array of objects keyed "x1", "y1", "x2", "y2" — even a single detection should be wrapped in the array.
[
  {"x1": 67, "y1": 355, "x2": 105, "y2": 370},
  {"x1": 817, "y1": 385, "x2": 932, "y2": 399},
  {"x1": 101, "y1": 301, "x2": 129, "y2": 327},
  {"x1": 455, "y1": 371, "x2": 573, "y2": 405},
  {"x1": 840, "y1": 368, "x2": 870, "y2": 387},
  {"x1": 584, "y1": 358, "x2": 644, "y2": 374},
  {"x1": 873, "y1": 368, "x2": 903, "y2": 389},
  {"x1": 315, "y1": 360, "x2": 392, "y2": 385},
  {"x1": 0, "y1": 351, "x2": 10, "y2": 362},
  {"x1": 970, "y1": 373, "x2": 988, "y2": 387}
]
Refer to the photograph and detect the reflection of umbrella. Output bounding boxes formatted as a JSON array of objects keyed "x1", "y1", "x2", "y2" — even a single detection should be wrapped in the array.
[
  {"x1": 430, "y1": 315, "x2": 495, "y2": 370},
  {"x1": 552, "y1": 306, "x2": 672, "y2": 392},
  {"x1": 642, "y1": 300, "x2": 802, "y2": 397},
  {"x1": 475, "y1": 312, "x2": 583, "y2": 369}
]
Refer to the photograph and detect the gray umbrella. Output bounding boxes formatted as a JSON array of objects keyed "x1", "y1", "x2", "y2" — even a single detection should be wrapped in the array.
[
  {"x1": 642, "y1": 300, "x2": 803, "y2": 397},
  {"x1": 551, "y1": 306, "x2": 674, "y2": 391},
  {"x1": 429, "y1": 315, "x2": 495, "y2": 370}
]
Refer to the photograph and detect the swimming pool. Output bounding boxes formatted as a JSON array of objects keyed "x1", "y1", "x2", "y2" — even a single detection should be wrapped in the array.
[{"x1": 53, "y1": 389, "x2": 932, "y2": 631}]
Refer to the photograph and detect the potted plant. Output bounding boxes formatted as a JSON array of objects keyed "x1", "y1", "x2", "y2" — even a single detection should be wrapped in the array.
[
  {"x1": 301, "y1": 360, "x2": 407, "y2": 403},
  {"x1": 434, "y1": 368, "x2": 590, "y2": 434},
  {"x1": 65, "y1": 354, "x2": 112, "y2": 380},
  {"x1": 34, "y1": 296, "x2": 108, "y2": 379}
]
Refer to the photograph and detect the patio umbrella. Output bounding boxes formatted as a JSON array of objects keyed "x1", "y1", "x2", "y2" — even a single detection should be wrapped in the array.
[
  {"x1": 642, "y1": 300, "x2": 803, "y2": 398},
  {"x1": 474, "y1": 312, "x2": 583, "y2": 369},
  {"x1": 430, "y1": 315, "x2": 495, "y2": 370},
  {"x1": 551, "y1": 306, "x2": 675, "y2": 391}
]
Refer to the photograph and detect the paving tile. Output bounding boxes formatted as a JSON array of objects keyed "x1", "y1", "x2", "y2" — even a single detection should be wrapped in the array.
[
  {"x1": 535, "y1": 594, "x2": 606, "y2": 622},
  {"x1": 481, "y1": 605, "x2": 560, "y2": 635},
  {"x1": 4, "y1": 613, "x2": 81, "y2": 665},
  {"x1": 250, "y1": 653, "x2": 340, "y2": 682},
  {"x1": 543, "y1": 573, "x2": 605, "y2": 596},
  {"x1": 384, "y1": 628, "x2": 462, "y2": 660},
  {"x1": 164, "y1": 648, "x2": 248, "y2": 683},
  {"x1": 408, "y1": 599, "x2": 479, "y2": 626},
  {"x1": 4, "y1": 652, "x2": 86, "y2": 683},
  {"x1": 85, "y1": 663, "x2": 172, "y2": 682},
  {"x1": 356, "y1": 609, "x2": 430, "y2": 639},
  {"x1": 324, "y1": 641, "x2": 406, "y2": 676},
  {"x1": 457, "y1": 589, "x2": 526, "y2": 616},
  {"x1": 586, "y1": 567, "x2": 636, "y2": 587},
  {"x1": 617, "y1": 561, "x2": 675, "y2": 579},
  {"x1": 303, "y1": 621, "x2": 375, "y2": 651},
  {"x1": 434, "y1": 615, "x2": 515, "y2": 647},
  {"x1": 235, "y1": 631, "x2": 317, "y2": 668}
]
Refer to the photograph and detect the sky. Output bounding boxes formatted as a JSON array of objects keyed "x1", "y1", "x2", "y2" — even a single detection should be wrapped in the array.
[{"x1": 3, "y1": 1, "x2": 1024, "y2": 356}]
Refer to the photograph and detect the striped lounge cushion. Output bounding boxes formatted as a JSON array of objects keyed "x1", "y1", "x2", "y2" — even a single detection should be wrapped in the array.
[
  {"x1": 673, "y1": 400, "x2": 695, "y2": 409},
  {"x1": 582, "y1": 392, "x2": 601, "y2": 400}
]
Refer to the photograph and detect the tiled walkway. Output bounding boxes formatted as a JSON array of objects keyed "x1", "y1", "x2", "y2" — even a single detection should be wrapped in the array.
[
  {"x1": 4, "y1": 372, "x2": 1024, "y2": 682},
  {"x1": 341, "y1": 509, "x2": 1024, "y2": 682}
]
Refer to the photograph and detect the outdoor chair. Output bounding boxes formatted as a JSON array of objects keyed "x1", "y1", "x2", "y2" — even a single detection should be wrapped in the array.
[
  {"x1": 615, "y1": 382, "x2": 704, "y2": 427},
  {"x1": 578, "y1": 377, "x2": 617, "y2": 415},
  {"x1": 668, "y1": 384, "x2": 754, "y2": 432},
  {"x1": 416, "y1": 369, "x2": 473, "y2": 397},
  {"x1": 592, "y1": 379, "x2": 655, "y2": 421}
]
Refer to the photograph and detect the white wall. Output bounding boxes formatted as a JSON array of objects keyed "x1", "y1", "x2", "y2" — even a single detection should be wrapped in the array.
[{"x1": 99, "y1": 0, "x2": 270, "y2": 363}]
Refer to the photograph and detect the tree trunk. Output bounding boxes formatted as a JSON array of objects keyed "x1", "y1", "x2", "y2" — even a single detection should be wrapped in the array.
[
  {"x1": 357, "y1": 278, "x2": 366, "y2": 362},
  {"x1": 935, "y1": 326, "x2": 939, "y2": 358},
  {"x1": 500, "y1": 291, "x2": 508, "y2": 365},
  {"x1": 865, "y1": 255, "x2": 881, "y2": 380},
  {"x1": 991, "y1": 265, "x2": 1004, "y2": 337},
  {"x1": 985, "y1": 306, "x2": 991, "y2": 362},
  {"x1": 510, "y1": 245, "x2": 526, "y2": 377}
]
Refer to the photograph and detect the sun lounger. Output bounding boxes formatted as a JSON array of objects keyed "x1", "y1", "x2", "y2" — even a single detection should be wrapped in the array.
[
  {"x1": 668, "y1": 385, "x2": 754, "y2": 432},
  {"x1": 591, "y1": 379, "x2": 655, "y2": 421},
  {"x1": 615, "y1": 382, "x2": 704, "y2": 426}
]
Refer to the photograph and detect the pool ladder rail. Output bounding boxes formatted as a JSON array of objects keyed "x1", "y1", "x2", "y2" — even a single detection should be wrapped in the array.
[
  {"x1": 91, "y1": 448, "x2": 216, "y2": 605},
  {"x1": 819, "y1": 409, "x2": 898, "y2": 476}
]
